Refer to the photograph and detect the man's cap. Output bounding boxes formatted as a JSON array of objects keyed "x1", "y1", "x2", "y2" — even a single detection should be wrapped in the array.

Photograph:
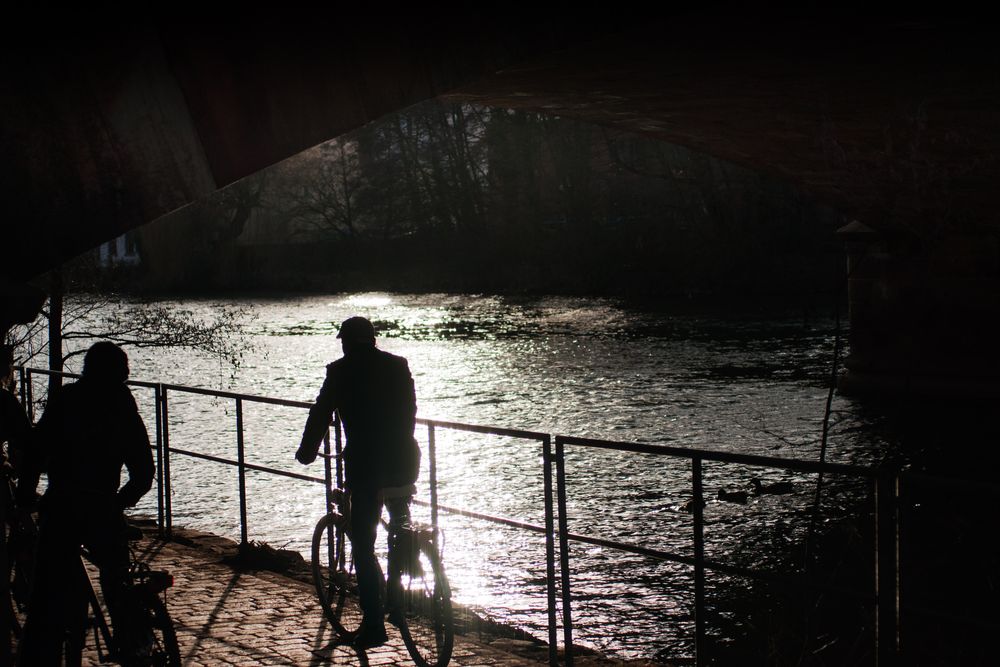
[{"x1": 337, "y1": 316, "x2": 376, "y2": 340}]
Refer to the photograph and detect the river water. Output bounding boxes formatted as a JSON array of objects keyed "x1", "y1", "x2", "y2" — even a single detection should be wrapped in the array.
[{"x1": 34, "y1": 293, "x2": 893, "y2": 661}]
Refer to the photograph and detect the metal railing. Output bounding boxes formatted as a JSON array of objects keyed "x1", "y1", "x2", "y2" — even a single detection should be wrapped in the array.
[
  {"x1": 552, "y1": 435, "x2": 891, "y2": 666},
  {"x1": 15, "y1": 366, "x2": 563, "y2": 661},
  {"x1": 15, "y1": 365, "x2": 996, "y2": 666}
]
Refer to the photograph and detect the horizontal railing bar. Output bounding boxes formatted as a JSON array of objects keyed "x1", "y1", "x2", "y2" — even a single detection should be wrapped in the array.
[
  {"x1": 183, "y1": 429, "x2": 886, "y2": 604},
  {"x1": 564, "y1": 530, "x2": 870, "y2": 600},
  {"x1": 170, "y1": 447, "x2": 326, "y2": 484},
  {"x1": 128, "y1": 379, "x2": 163, "y2": 389},
  {"x1": 412, "y1": 498, "x2": 551, "y2": 535},
  {"x1": 19, "y1": 366, "x2": 315, "y2": 407},
  {"x1": 170, "y1": 384, "x2": 551, "y2": 428},
  {"x1": 556, "y1": 434, "x2": 873, "y2": 477},
  {"x1": 417, "y1": 417, "x2": 549, "y2": 441},
  {"x1": 18, "y1": 366, "x2": 162, "y2": 389},
  {"x1": 20, "y1": 367, "x2": 78, "y2": 379},
  {"x1": 21, "y1": 368, "x2": 548, "y2": 436},
  {"x1": 157, "y1": 383, "x2": 314, "y2": 409},
  {"x1": 12, "y1": 366, "x2": 883, "y2": 480},
  {"x1": 26, "y1": 366, "x2": 992, "y2": 489},
  {"x1": 562, "y1": 530, "x2": 698, "y2": 566}
]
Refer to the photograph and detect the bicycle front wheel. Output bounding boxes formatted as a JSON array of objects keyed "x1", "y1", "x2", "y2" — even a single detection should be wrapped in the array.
[
  {"x1": 389, "y1": 531, "x2": 454, "y2": 667},
  {"x1": 311, "y1": 512, "x2": 364, "y2": 638}
]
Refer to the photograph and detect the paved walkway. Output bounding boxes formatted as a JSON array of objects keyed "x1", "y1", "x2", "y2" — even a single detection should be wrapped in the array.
[{"x1": 71, "y1": 520, "x2": 567, "y2": 667}]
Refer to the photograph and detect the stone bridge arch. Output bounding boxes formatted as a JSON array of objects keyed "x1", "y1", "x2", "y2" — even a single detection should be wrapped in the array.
[{"x1": 3, "y1": 9, "x2": 998, "y2": 395}]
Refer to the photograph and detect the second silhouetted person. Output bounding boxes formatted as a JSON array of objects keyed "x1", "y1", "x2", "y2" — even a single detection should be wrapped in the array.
[{"x1": 296, "y1": 316, "x2": 420, "y2": 649}]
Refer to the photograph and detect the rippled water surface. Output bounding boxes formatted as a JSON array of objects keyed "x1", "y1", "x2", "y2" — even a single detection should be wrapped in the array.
[{"x1": 38, "y1": 293, "x2": 892, "y2": 660}]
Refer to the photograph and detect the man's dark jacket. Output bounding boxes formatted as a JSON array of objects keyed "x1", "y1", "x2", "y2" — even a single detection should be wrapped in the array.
[
  {"x1": 0, "y1": 388, "x2": 30, "y2": 461},
  {"x1": 299, "y1": 348, "x2": 419, "y2": 489},
  {"x1": 30, "y1": 379, "x2": 154, "y2": 509}
]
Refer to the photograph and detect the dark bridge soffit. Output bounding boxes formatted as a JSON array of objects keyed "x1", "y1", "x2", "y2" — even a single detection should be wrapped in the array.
[
  {"x1": 3, "y1": 14, "x2": 999, "y2": 284},
  {"x1": 445, "y1": 18, "x2": 1000, "y2": 235},
  {"x1": 1, "y1": 14, "x2": 611, "y2": 281}
]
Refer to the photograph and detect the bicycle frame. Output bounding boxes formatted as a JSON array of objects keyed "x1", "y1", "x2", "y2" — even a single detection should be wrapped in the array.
[
  {"x1": 77, "y1": 555, "x2": 114, "y2": 661},
  {"x1": 77, "y1": 538, "x2": 176, "y2": 663},
  {"x1": 327, "y1": 486, "x2": 421, "y2": 534},
  {"x1": 312, "y1": 484, "x2": 454, "y2": 667}
]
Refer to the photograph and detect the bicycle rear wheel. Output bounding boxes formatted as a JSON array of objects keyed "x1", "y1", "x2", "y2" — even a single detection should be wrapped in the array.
[
  {"x1": 133, "y1": 593, "x2": 181, "y2": 667},
  {"x1": 311, "y1": 512, "x2": 364, "y2": 638},
  {"x1": 389, "y1": 529, "x2": 454, "y2": 667},
  {"x1": 3, "y1": 489, "x2": 34, "y2": 640}
]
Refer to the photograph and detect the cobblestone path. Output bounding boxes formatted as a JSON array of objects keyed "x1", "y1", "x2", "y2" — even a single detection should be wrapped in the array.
[{"x1": 71, "y1": 526, "x2": 554, "y2": 666}]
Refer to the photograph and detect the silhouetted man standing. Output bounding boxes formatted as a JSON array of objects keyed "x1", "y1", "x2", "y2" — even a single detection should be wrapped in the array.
[
  {"x1": 0, "y1": 345, "x2": 30, "y2": 477},
  {"x1": 16, "y1": 342, "x2": 154, "y2": 666},
  {"x1": 1, "y1": 345, "x2": 31, "y2": 666},
  {"x1": 296, "y1": 316, "x2": 419, "y2": 649}
]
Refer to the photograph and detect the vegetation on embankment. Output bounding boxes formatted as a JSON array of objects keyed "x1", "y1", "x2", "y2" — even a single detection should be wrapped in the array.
[{"x1": 109, "y1": 100, "x2": 844, "y2": 307}]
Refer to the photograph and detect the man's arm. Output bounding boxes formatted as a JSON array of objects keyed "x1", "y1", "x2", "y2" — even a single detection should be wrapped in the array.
[
  {"x1": 296, "y1": 368, "x2": 338, "y2": 464},
  {"x1": 13, "y1": 387, "x2": 57, "y2": 505},
  {"x1": 0, "y1": 390, "x2": 31, "y2": 454},
  {"x1": 402, "y1": 359, "x2": 416, "y2": 433},
  {"x1": 118, "y1": 399, "x2": 155, "y2": 509}
]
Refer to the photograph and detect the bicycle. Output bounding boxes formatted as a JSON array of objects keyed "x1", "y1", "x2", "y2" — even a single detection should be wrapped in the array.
[
  {"x1": 3, "y1": 462, "x2": 179, "y2": 666},
  {"x1": 70, "y1": 522, "x2": 181, "y2": 666},
  {"x1": 2, "y1": 459, "x2": 36, "y2": 644},
  {"x1": 311, "y1": 485, "x2": 454, "y2": 667}
]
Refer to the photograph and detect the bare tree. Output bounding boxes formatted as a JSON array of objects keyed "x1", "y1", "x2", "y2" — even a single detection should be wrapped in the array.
[
  {"x1": 280, "y1": 140, "x2": 365, "y2": 241},
  {"x1": 5, "y1": 284, "x2": 257, "y2": 392}
]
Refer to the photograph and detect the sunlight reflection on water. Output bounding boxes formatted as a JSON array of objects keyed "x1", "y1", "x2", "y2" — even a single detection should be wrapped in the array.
[{"x1": 47, "y1": 292, "x2": 891, "y2": 661}]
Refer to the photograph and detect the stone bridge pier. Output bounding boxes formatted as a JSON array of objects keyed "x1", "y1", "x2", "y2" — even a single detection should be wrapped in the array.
[{"x1": 839, "y1": 222, "x2": 1000, "y2": 401}]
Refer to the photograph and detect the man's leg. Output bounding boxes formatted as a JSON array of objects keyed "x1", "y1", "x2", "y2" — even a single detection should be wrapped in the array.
[
  {"x1": 384, "y1": 495, "x2": 412, "y2": 534},
  {"x1": 86, "y1": 511, "x2": 140, "y2": 657},
  {"x1": 348, "y1": 487, "x2": 387, "y2": 646},
  {"x1": 384, "y1": 495, "x2": 414, "y2": 578},
  {"x1": 15, "y1": 511, "x2": 80, "y2": 666},
  {"x1": 383, "y1": 495, "x2": 413, "y2": 625},
  {"x1": 62, "y1": 574, "x2": 91, "y2": 667}
]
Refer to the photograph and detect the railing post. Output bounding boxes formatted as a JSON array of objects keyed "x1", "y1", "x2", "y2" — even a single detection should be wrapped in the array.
[
  {"x1": 236, "y1": 398, "x2": 248, "y2": 547},
  {"x1": 25, "y1": 369, "x2": 33, "y2": 422},
  {"x1": 333, "y1": 413, "x2": 346, "y2": 564},
  {"x1": 554, "y1": 437, "x2": 574, "y2": 667},
  {"x1": 334, "y1": 413, "x2": 344, "y2": 489},
  {"x1": 322, "y1": 427, "x2": 333, "y2": 509},
  {"x1": 17, "y1": 366, "x2": 26, "y2": 408},
  {"x1": 542, "y1": 436, "x2": 559, "y2": 666},
  {"x1": 428, "y1": 423, "x2": 438, "y2": 530},
  {"x1": 154, "y1": 384, "x2": 165, "y2": 535},
  {"x1": 896, "y1": 468, "x2": 907, "y2": 662},
  {"x1": 875, "y1": 469, "x2": 899, "y2": 667},
  {"x1": 161, "y1": 387, "x2": 172, "y2": 538},
  {"x1": 693, "y1": 457, "x2": 706, "y2": 666}
]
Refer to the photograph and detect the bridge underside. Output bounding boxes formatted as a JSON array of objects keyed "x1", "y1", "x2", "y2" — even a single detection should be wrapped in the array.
[
  {"x1": 2, "y1": 10, "x2": 999, "y2": 395},
  {"x1": 447, "y1": 19, "x2": 1000, "y2": 238}
]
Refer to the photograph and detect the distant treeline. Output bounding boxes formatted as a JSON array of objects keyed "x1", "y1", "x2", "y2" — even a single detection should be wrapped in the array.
[{"x1": 120, "y1": 100, "x2": 844, "y2": 304}]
